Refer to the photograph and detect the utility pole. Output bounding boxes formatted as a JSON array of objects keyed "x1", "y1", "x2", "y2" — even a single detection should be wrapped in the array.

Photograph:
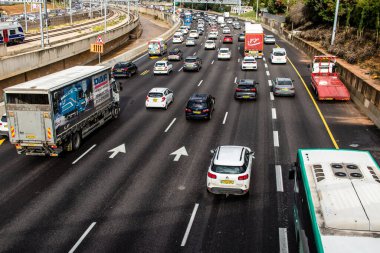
[
  {"x1": 69, "y1": 0, "x2": 72, "y2": 25},
  {"x1": 331, "y1": 0, "x2": 340, "y2": 45},
  {"x1": 23, "y1": 0, "x2": 28, "y2": 32},
  {"x1": 104, "y1": 0, "x2": 107, "y2": 36},
  {"x1": 39, "y1": 3, "x2": 44, "y2": 48},
  {"x1": 256, "y1": 0, "x2": 259, "y2": 21}
]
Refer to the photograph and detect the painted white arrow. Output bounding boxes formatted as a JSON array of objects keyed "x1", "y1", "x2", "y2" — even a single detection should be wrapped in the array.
[
  {"x1": 170, "y1": 146, "x2": 188, "y2": 162},
  {"x1": 108, "y1": 144, "x2": 126, "y2": 159}
]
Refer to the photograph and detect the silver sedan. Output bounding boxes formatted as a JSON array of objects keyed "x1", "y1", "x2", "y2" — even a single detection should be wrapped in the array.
[{"x1": 272, "y1": 78, "x2": 295, "y2": 96}]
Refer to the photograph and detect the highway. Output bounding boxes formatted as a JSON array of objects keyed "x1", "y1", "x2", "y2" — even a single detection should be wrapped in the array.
[{"x1": 0, "y1": 17, "x2": 379, "y2": 253}]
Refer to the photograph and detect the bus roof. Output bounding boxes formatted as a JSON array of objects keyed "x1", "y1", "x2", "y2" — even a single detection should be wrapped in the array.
[
  {"x1": 298, "y1": 149, "x2": 380, "y2": 253},
  {"x1": 4, "y1": 66, "x2": 109, "y2": 93}
]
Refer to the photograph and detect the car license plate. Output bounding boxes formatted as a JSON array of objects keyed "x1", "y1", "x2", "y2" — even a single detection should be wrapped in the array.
[
  {"x1": 282, "y1": 88, "x2": 289, "y2": 91},
  {"x1": 153, "y1": 99, "x2": 158, "y2": 102},
  {"x1": 243, "y1": 96, "x2": 250, "y2": 98},
  {"x1": 26, "y1": 135, "x2": 36, "y2": 139},
  {"x1": 117, "y1": 70, "x2": 122, "y2": 72},
  {"x1": 193, "y1": 111, "x2": 201, "y2": 114},
  {"x1": 221, "y1": 180, "x2": 234, "y2": 184}
]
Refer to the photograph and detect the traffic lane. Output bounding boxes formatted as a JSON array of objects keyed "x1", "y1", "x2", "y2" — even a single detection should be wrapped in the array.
[
  {"x1": 77, "y1": 41, "x2": 244, "y2": 252},
  {"x1": 183, "y1": 49, "x2": 280, "y2": 253},
  {"x1": 267, "y1": 29, "x2": 380, "y2": 161}
]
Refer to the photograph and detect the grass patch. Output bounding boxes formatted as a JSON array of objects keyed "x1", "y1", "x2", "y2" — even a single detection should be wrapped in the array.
[{"x1": 239, "y1": 11, "x2": 256, "y2": 19}]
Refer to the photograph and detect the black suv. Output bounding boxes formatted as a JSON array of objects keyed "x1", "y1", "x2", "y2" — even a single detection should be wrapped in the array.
[
  {"x1": 234, "y1": 79, "x2": 258, "y2": 100},
  {"x1": 111, "y1": 61, "x2": 138, "y2": 78},
  {"x1": 168, "y1": 48, "x2": 183, "y2": 61},
  {"x1": 183, "y1": 56, "x2": 202, "y2": 72},
  {"x1": 238, "y1": 33, "x2": 245, "y2": 42},
  {"x1": 185, "y1": 94, "x2": 215, "y2": 120}
]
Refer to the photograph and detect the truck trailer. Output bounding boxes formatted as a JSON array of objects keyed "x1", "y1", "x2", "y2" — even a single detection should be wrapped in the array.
[
  {"x1": 244, "y1": 22, "x2": 264, "y2": 58},
  {"x1": 310, "y1": 56, "x2": 350, "y2": 101},
  {"x1": 3, "y1": 66, "x2": 121, "y2": 156}
]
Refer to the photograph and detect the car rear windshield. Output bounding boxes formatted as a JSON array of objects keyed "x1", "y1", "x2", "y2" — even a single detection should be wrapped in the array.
[
  {"x1": 187, "y1": 101, "x2": 207, "y2": 108},
  {"x1": 148, "y1": 92, "x2": 163, "y2": 97},
  {"x1": 238, "y1": 85, "x2": 254, "y2": 89},
  {"x1": 273, "y1": 52, "x2": 285, "y2": 56},
  {"x1": 212, "y1": 165, "x2": 246, "y2": 174},
  {"x1": 220, "y1": 49, "x2": 229, "y2": 53},
  {"x1": 155, "y1": 62, "x2": 166, "y2": 67},
  {"x1": 115, "y1": 63, "x2": 129, "y2": 68},
  {"x1": 185, "y1": 58, "x2": 196, "y2": 63},
  {"x1": 277, "y1": 80, "x2": 293, "y2": 86},
  {"x1": 1, "y1": 115, "x2": 7, "y2": 123},
  {"x1": 169, "y1": 51, "x2": 179, "y2": 55},
  {"x1": 266, "y1": 35, "x2": 274, "y2": 38},
  {"x1": 244, "y1": 59, "x2": 256, "y2": 63}
]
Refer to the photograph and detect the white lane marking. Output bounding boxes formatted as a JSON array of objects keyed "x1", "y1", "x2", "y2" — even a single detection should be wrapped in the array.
[
  {"x1": 263, "y1": 57, "x2": 266, "y2": 62},
  {"x1": 72, "y1": 144, "x2": 96, "y2": 165},
  {"x1": 197, "y1": 80, "x2": 203, "y2": 86},
  {"x1": 193, "y1": 52, "x2": 196, "y2": 56},
  {"x1": 268, "y1": 80, "x2": 272, "y2": 86},
  {"x1": 264, "y1": 63, "x2": 268, "y2": 68},
  {"x1": 266, "y1": 70, "x2": 270, "y2": 76},
  {"x1": 238, "y1": 58, "x2": 240, "y2": 63},
  {"x1": 275, "y1": 165, "x2": 284, "y2": 192},
  {"x1": 68, "y1": 222, "x2": 96, "y2": 253},
  {"x1": 272, "y1": 108, "x2": 277, "y2": 119},
  {"x1": 279, "y1": 228, "x2": 289, "y2": 253},
  {"x1": 181, "y1": 203, "x2": 199, "y2": 247},
  {"x1": 270, "y1": 92, "x2": 275, "y2": 101},
  {"x1": 222, "y1": 112, "x2": 228, "y2": 125},
  {"x1": 238, "y1": 46, "x2": 240, "y2": 50},
  {"x1": 273, "y1": 131, "x2": 279, "y2": 147},
  {"x1": 165, "y1": 118, "x2": 177, "y2": 133},
  {"x1": 201, "y1": 43, "x2": 203, "y2": 45},
  {"x1": 211, "y1": 60, "x2": 214, "y2": 64},
  {"x1": 178, "y1": 67, "x2": 183, "y2": 72},
  {"x1": 234, "y1": 77, "x2": 237, "y2": 83},
  {"x1": 132, "y1": 53, "x2": 148, "y2": 63}
]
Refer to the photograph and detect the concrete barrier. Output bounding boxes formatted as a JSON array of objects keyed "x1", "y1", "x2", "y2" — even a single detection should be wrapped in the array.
[{"x1": 239, "y1": 14, "x2": 380, "y2": 128}]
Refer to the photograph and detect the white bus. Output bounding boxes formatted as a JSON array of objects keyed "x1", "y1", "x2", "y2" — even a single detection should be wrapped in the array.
[{"x1": 289, "y1": 149, "x2": 380, "y2": 253}]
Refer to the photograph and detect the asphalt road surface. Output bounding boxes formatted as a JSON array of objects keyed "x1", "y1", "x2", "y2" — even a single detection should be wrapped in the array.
[{"x1": 0, "y1": 17, "x2": 379, "y2": 253}]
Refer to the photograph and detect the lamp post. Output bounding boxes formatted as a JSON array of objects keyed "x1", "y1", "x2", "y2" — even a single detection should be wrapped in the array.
[
  {"x1": 23, "y1": 0, "x2": 28, "y2": 32},
  {"x1": 331, "y1": 0, "x2": 340, "y2": 45},
  {"x1": 256, "y1": 0, "x2": 259, "y2": 21}
]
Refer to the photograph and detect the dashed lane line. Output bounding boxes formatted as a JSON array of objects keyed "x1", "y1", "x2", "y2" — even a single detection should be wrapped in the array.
[
  {"x1": 222, "y1": 112, "x2": 228, "y2": 125},
  {"x1": 165, "y1": 118, "x2": 177, "y2": 133},
  {"x1": 268, "y1": 80, "x2": 272, "y2": 86},
  {"x1": 181, "y1": 203, "x2": 199, "y2": 247},
  {"x1": 264, "y1": 63, "x2": 268, "y2": 68},
  {"x1": 68, "y1": 222, "x2": 96, "y2": 253},
  {"x1": 211, "y1": 60, "x2": 214, "y2": 64},
  {"x1": 275, "y1": 165, "x2": 284, "y2": 192},
  {"x1": 273, "y1": 131, "x2": 279, "y2": 147},
  {"x1": 72, "y1": 144, "x2": 97, "y2": 165},
  {"x1": 270, "y1": 92, "x2": 275, "y2": 101},
  {"x1": 0, "y1": 138, "x2": 5, "y2": 146},
  {"x1": 197, "y1": 80, "x2": 203, "y2": 87},
  {"x1": 279, "y1": 228, "x2": 289, "y2": 253},
  {"x1": 178, "y1": 67, "x2": 183, "y2": 72},
  {"x1": 266, "y1": 70, "x2": 270, "y2": 76},
  {"x1": 272, "y1": 108, "x2": 277, "y2": 119}
]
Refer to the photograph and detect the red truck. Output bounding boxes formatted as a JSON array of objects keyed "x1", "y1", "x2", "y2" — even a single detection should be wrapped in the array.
[
  {"x1": 244, "y1": 23, "x2": 263, "y2": 58},
  {"x1": 310, "y1": 56, "x2": 350, "y2": 101}
]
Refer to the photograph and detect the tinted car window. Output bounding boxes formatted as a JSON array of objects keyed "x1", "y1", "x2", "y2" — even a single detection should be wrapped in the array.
[
  {"x1": 155, "y1": 62, "x2": 166, "y2": 67},
  {"x1": 148, "y1": 92, "x2": 163, "y2": 97},
  {"x1": 211, "y1": 165, "x2": 246, "y2": 174},
  {"x1": 273, "y1": 52, "x2": 285, "y2": 56},
  {"x1": 185, "y1": 58, "x2": 196, "y2": 63},
  {"x1": 187, "y1": 101, "x2": 207, "y2": 108},
  {"x1": 238, "y1": 80, "x2": 254, "y2": 85},
  {"x1": 244, "y1": 59, "x2": 256, "y2": 62},
  {"x1": 1, "y1": 115, "x2": 7, "y2": 123},
  {"x1": 220, "y1": 49, "x2": 229, "y2": 53},
  {"x1": 277, "y1": 80, "x2": 293, "y2": 86},
  {"x1": 238, "y1": 85, "x2": 254, "y2": 89}
]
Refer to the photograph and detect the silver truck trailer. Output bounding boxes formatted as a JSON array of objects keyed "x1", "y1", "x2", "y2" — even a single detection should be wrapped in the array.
[{"x1": 3, "y1": 66, "x2": 121, "y2": 156}]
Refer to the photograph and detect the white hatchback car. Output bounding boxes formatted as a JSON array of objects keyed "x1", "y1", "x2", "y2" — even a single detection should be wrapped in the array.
[
  {"x1": 208, "y1": 32, "x2": 218, "y2": 40},
  {"x1": 185, "y1": 37, "x2": 196, "y2": 46},
  {"x1": 218, "y1": 48, "x2": 231, "y2": 60},
  {"x1": 172, "y1": 34, "x2": 184, "y2": 44},
  {"x1": 0, "y1": 114, "x2": 8, "y2": 138},
  {"x1": 222, "y1": 27, "x2": 231, "y2": 34},
  {"x1": 146, "y1": 88, "x2": 174, "y2": 110},
  {"x1": 189, "y1": 30, "x2": 199, "y2": 39},
  {"x1": 204, "y1": 40, "x2": 216, "y2": 50},
  {"x1": 153, "y1": 61, "x2": 173, "y2": 75},
  {"x1": 241, "y1": 56, "x2": 258, "y2": 70},
  {"x1": 270, "y1": 48, "x2": 287, "y2": 64},
  {"x1": 207, "y1": 146, "x2": 254, "y2": 195}
]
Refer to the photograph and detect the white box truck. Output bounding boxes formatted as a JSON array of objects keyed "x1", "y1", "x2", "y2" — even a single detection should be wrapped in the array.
[
  {"x1": 3, "y1": 66, "x2": 121, "y2": 156},
  {"x1": 217, "y1": 16, "x2": 224, "y2": 24}
]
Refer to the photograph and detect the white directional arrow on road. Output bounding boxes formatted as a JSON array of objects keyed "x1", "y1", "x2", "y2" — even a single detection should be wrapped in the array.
[
  {"x1": 108, "y1": 144, "x2": 126, "y2": 159},
  {"x1": 170, "y1": 146, "x2": 188, "y2": 162}
]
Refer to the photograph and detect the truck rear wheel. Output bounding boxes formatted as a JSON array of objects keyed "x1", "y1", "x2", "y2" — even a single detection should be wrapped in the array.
[
  {"x1": 112, "y1": 106, "x2": 120, "y2": 119},
  {"x1": 72, "y1": 132, "x2": 82, "y2": 151}
]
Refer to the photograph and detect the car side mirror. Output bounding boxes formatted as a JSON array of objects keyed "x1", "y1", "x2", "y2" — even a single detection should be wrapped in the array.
[
  {"x1": 289, "y1": 162, "x2": 297, "y2": 180},
  {"x1": 256, "y1": 82, "x2": 259, "y2": 85}
]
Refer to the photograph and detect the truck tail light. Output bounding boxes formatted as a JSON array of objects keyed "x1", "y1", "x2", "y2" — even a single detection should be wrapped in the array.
[
  {"x1": 208, "y1": 172, "x2": 217, "y2": 179},
  {"x1": 238, "y1": 174, "x2": 249, "y2": 180}
]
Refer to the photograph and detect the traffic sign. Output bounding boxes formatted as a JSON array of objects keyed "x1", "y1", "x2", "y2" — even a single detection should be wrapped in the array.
[
  {"x1": 96, "y1": 35, "x2": 104, "y2": 44},
  {"x1": 91, "y1": 44, "x2": 104, "y2": 53}
]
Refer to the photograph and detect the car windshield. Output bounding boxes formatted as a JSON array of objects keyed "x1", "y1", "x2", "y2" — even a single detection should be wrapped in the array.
[
  {"x1": 187, "y1": 101, "x2": 207, "y2": 108},
  {"x1": 238, "y1": 80, "x2": 254, "y2": 85},
  {"x1": 190, "y1": 30, "x2": 197, "y2": 33},
  {"x1": 273, "y1": 51, "x2": 285, "y2": 56},
  {"x1": 277, "y1": 80, "x2": 293, "y2": 86},
  {"x1": 185, "y1": 58, "x2": 196, "y2": 63},
  {"x1": 149, "y1": 92, "x2": 163, "y2": 98},
  {"x1": 155, "y1": 63, "x2": 166, "y2": 67},
  {"x1": 169, "y1": 51, "x2": 179, "y2": 55},
  {"x1": 220, "y1": 49, "x2": 229, "y2": 53},
  {"x1": 266, "y1": 35, "x2": 274, "y2": 39},
  {"x1": 212, "y1": 165, "x2": 246, "y2": 174}
]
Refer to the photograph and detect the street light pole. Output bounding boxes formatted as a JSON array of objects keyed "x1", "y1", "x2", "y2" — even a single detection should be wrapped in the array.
[
  {"x1": 331, "y1": 0, "x2": 340, "y2": 45},
  {"x1": 256, "y1": 0, "x2": 259, "y2": 21},
  {"x1": 39, "y1": 3, "x2": 44, "y2": 48},
  {"x1": 69, "y1": 0, "x2": 72, "y2": 25},
  {"x1": 23, "y1": 0, "x2": 28, "y2": 32},
  {"x1": 104, "y1": 0, "x2": 107, "y2": 36}
]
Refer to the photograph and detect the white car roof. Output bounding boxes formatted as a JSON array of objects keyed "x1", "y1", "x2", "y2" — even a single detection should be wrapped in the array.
[
  {"x1": 155, "y1": 61, "x2": 168, "y2": 64},
  {"x1": 272, "y1": 48, "x2": 286, "y2": 53},
  {"x1": 244, "y1": 56, "x2": 256, "y2": 60},
  {"x1": 213, "y1": 146, "x2": 250, "y2": 166},
  {"x1": 220, "y1": 48, "x2": 230, "y2": 51},
  {"x1": 206, "y1": 40, "x2": 214, "y2": 43},
  {"x1": 149, "y1": 87, "x2": 167, "y2": 93}
]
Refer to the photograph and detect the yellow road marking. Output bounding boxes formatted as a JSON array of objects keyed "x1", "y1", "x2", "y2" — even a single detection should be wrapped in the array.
[
  {"x1": 287, "y1": 57, "x2": 339, "y2": 149},
  {"x1": 161, "y1": 57, "x2": 167, "y2": 61},
  {"x1": 150, "y1": 56, "x2": 159, "y2": 59},
  {"x1": 0, "y1": 139, "x2": 5, "y2": 146},
  {"x1": 140, "y1": 70, "x2": 150, "y2": 76}
]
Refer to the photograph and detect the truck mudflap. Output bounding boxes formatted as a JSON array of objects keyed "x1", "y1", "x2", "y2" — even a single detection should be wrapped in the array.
[{"x1": 15, "y1": 143, "x2": 63, "y2": 156}]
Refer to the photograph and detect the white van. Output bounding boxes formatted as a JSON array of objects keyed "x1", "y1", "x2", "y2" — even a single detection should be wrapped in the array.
[{"x1": 270, "y1": 48, "x2": 287, "y2": 64}]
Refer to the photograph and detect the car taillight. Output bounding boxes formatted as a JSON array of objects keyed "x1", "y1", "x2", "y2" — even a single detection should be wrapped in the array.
[
  {"x1": 185, "y1": 108, "x2": 192, "y2": 112},
  {"x1": 162, "y1": 97, "x2": 166, "y2": 102},
  {"x1": 236, "y1": 88, "x2": 242, "y2": 92},
  {"x1": 238, "y1": 174, "x2": 249, "y2": 180},
  {"x1": 124, "y1": 68, "x2": 129, "y2": 71},
  {"x1": 251, "y1": 88, "x2": 256, "y2": 92},
  {"x1": 208, "y1": 172, "x2": 217, "y2": 179},
  {"x1": 146, "y1": 96, "x2": 149, "y2": 101},
  {"x1": 202, "y1": 109, "x2": 209, "y2": 113}
]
